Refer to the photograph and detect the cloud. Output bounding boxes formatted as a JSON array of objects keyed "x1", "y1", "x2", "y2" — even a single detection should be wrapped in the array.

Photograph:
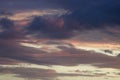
[
  {"x1": 55, "y1": 0, "x2": 120, "y2": 26},
  {"x1": 0, "y1": 57, "x2": 20, "y2": 65},
  {"x1": 117, "y1": 54, "x2": 120, "y2": 57},
  {"x1": 0, "y1": 18, "x2": 24, "y2": 39},
  {"x1": 0, "y1": 65, "x2": 120, "y2": 80},
  {"x1": 25, "y1": 0, "x2": 120, "y2": 40},
  {"x1": 1, "y1": 0, "x2": 120, "y2": 27},
  {"x1": 0, "y1": 67, "x2": 56, "y2": 80},
  {"x1": 0, "y1": 18, "x2": 15, "y2": 39},
  {"x1": 26, "y1": 16, "x2": 120, "y2": 42},
  {"x1": 0, "y1": 0, "x2": 120, "y2": 73},
  {"x1": 27, "y1": 16, "x2": 75, "y2": 39},
  {"x1": 0, "y1": 10, "x2": 13, "y2": 16},
  {"x1": 1, "y1": 0, "x2": 119, "y2": 40},
  {"x1": 71, "y1": 29, "x2": 120, "y2": 43},
  {"x1": 0, "y1": 40, "x2": 120, "y2": 69},
  {"x1": 0, "y1": 18, "x2": 14, "y2": 29}
]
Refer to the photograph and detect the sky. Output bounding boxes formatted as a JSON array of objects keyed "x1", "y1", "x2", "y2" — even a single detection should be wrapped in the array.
[{"x1": 0, "y1": 0, "x2": 120, "y2": 80}]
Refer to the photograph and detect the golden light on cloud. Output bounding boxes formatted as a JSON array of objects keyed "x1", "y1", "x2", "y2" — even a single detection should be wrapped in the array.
[
  {"x1": 8, "y1": 9, "x2": 68, "y2": 21},
  {"x1": 19, "y1": 39, "x2": 120, "y2": 57},
  {"x1": 0, "y1": 63, "x2": 120, "y2": 80},
  {"x1": 20, "y1": 42, "x2": 62, "y2": 53},
  {"x1": 20, "y1": 43, "x2": 42, "y2": 48},
  {"x1": 65, "y1": 40, "x2": 120, "y2": 56}
]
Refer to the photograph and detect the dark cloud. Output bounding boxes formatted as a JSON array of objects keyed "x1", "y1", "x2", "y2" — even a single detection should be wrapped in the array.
[
  {"x1": 70, "y1": 29, "x2": 120, "y2": 43},
  {"x1": 0, "y1": 40, "x2": 46, "y2": 64},
  {"x1": 0, "y1": 18, "x2": 24, "y2": 39},
  {"x1": 0, "y1": 0, "x2": 119, "y2": 40},
  {"x1": 0, "y1": 10, "x2": 13, "y2": 16},
  {"x1": 55, "y1": 0, "x2": 120, "y2": 26},
  {"x1": 0, "y1": 67, "x2": 56, "y2": 80},
  {"x1": 1, "y1": 0, "x2": 120, "y2": 27},
  {"x1": 0, "y1": 40, "x2": 120, "y2": 69},
  {"x1": 0, "y1": 18, "x2": 15, "y2": 39},
  {"x1": 0, "y1": 67, "x2": 106, "y2": 80},
  {"x1": 117, "y1": 54, "x2": 120, "y2": 57},
  {"x1": 0, "y1": 1, "x2": 120, "y2": 74},
  {"x1": 26, "y1": 0, "x2": 120, "y2": 39},
  {"x1": 26, "y1": 16, "x2": 120, "y2": 41},
  {"x1": 27, "y1": 16, "x2": 75, "y2": 39},
  {"x1": 103, "y1": 50, "x2": 113, "y2": 54},
  {"x1": 52, "y1": 0, "x2": 120, "y2": 40},
  {"x1": 0, "y1": 18, "x2": 14, "y2": 29},
  {"x1": 0, "y1": 57, "x2": 20, "y2": 65}
]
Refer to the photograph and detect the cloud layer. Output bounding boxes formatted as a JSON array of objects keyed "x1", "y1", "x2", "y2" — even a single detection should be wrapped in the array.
[
  {"x1": 0, "y1": 40, "x2": 120, "y2": 69},
  {"x1": 0, "y1": 1, "x2": 120, "y2": 80}
]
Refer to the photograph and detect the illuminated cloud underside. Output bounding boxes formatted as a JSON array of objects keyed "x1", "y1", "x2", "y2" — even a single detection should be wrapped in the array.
[{"x1": 20, "y1": 40, "x2": 120, "y2": 56}]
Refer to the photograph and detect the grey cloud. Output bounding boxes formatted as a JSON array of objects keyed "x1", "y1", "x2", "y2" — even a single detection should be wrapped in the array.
[
  {"x1": 55, "y1": 0, "x2": 120, "y2": 26},
  {"x1": 0, "y1": 67, "x2": 117, "y2": 80},
  {"x1": 71, "y1": 29, "x2": 120, "y2": 43},
  {"x1": 0, "y1": 67, "x2": 56, "y2": 80},
  {"x1": 0, "y1": 40, "x2": 120, "y2": 69},
  {"x1": 0, "y1": 18, "x2": 25, "y2": 39},
  {"x1": 0, "y1": 10, "x2": 13, "y2": 16},
  {"x1": 27, "y1": 16, "x2": 74, "y2": 39},
  {"x1": 1, "y1": 0, "x2": 120, "y2": 40},
  {"x1": 0, "y1": 57, "x2": 20, "y2": 65}
]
